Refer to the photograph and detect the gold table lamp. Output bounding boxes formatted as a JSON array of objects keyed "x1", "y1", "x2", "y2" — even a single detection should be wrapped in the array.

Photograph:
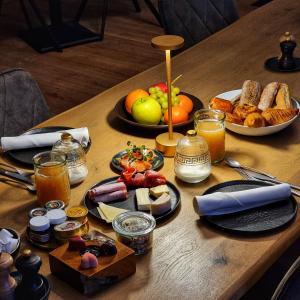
[{"x1": 151, "y1": 35, "x2": 185, "y2": 157}]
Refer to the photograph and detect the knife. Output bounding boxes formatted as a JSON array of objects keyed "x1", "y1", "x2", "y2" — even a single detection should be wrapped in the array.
[
  {"x1": 243, "y1": 170, "x2": 300, "y2": 192},
  {"x1": 0, "y1": 169, "x2": 33, "y2": 185}
]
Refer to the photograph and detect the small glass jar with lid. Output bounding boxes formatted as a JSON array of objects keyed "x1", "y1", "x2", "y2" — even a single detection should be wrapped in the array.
[
  {"x1": 52, "y1": 133, "x2": 88, "y2": 185},
  {"x1": 174, "y1": 130, "x2": 211, "y2": 183}
]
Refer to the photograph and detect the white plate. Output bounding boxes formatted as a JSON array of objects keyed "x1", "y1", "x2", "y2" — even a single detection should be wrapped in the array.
[{"x1": 216, "y1": 89, "x2": 300, "y2": 136}]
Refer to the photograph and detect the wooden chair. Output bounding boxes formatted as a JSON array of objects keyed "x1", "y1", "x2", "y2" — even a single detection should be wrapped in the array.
[
  {"x1": 0, "y1": 68, "x2": 49, "y2": 137},
  {"x1": 158, "y1": 0, "x2": 239, "y2": 51}
]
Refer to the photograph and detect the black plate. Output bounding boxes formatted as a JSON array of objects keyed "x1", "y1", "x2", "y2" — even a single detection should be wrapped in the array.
[
  {"x1": 83, "y1": 177, "x2": 181, "y2": 222},
  {"x1": 202, "y1": 180, "x2": 297, "y2": 234},
  {"x1": 114, "y1": 92, "x2": 203, "y2": 129},
  {"x1": 265, "y1": 57, "x2": 300, "y2": 73},
  {"x1": 7, "y1": 126, "x2": 91, "y2": 166},
  {"x1": 111, "y1": 149, "x2": 164, "y2": 173}
]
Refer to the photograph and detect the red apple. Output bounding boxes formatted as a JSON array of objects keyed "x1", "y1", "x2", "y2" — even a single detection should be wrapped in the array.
[{"x1": 151, "y1": 82, "x2": 168, "y2": 93}]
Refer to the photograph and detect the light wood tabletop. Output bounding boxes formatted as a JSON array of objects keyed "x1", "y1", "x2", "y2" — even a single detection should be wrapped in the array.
[{"x1": 1, "y1": 0, "x2": 300, "y2": 299}]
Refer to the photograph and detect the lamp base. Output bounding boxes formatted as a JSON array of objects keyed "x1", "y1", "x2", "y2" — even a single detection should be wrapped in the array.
[{"x1": 155, "y1": 132, "x2": 184, "y2": 157}]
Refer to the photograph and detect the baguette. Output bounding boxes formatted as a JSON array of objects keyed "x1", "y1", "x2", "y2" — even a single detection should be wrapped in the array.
[
  {"x1": 258, "y1": 82, "x2": 279, "y2": 111},
  {"x1": 275, "y1": 83, "x2": 292, "y2": 109},
  {"x1": 240, "y1": 80, "x2": 262, "y2": 106}
]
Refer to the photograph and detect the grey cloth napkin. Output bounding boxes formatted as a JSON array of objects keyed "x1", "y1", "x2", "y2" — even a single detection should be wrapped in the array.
[
  {"x1": 193, "y1": 183, "x2": 291, "y2": 216},
  {"x1": 1, "y1": 127, "x2": 89, "y2": 151}
]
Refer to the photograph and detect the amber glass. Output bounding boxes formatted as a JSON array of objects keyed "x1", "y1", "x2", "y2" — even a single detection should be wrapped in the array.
[
  {"x1": 33, "y1": 151, "x2": 71, "y2": 206},
  {"x1": 194, "y1": 109, "x2": 225, "y2": 164}
]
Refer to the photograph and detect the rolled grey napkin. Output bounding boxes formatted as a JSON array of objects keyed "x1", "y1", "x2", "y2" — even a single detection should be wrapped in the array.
[
  {"x1": 193, "y1": 183, "x2": 291, "y2": 216},
  {"x1": 1, "y1": 127, "x2": 89, "y2": 152}
]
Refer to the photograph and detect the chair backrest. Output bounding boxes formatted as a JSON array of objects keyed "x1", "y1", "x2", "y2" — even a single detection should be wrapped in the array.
[
  {"x1": 0, "y1": 68, "x2": 49, "y2": 137},
  {"x1": 158, "y1": 0, "x2": 239, "y2": 50}
]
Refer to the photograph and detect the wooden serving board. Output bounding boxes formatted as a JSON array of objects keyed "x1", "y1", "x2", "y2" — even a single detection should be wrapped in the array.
[{"x1": 49, "y1": 230, "x2": 136, "y2": 295}]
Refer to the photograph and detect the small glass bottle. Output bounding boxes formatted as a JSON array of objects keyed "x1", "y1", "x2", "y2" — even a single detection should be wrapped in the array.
[
  {"x1": 52, "y1": 133, "x2": 88, "y2": 185},
  {"x1": 174, "y1": 130, "x2": 211, "y2": 183}
]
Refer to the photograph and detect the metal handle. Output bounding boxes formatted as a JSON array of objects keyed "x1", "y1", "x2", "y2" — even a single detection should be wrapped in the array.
[{"x1": 241, "y1": 165, "x2": 276, "y2": 179}]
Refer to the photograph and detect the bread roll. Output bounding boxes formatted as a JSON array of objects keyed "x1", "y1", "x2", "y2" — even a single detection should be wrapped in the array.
[
  {"x1": 240, "y1": 80, "x2": 262, "y2": 105},
  {"x1": 244, "y1": 113, "x2": 265, "y2": 127},
  {"x1": 258, "y1": 82, "x2": 279, "y2": 111},
  {"x1": 275, "y1": 83, "x2": 292, "y2": 109}
]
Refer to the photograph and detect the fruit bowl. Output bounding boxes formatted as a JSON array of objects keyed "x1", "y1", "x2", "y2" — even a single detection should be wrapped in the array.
[{"x1": 114, "y1": 92, "x2": 203, "y2": 130}]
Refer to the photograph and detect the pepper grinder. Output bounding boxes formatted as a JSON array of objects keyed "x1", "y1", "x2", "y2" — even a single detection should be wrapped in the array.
[
  {"x1": 15, "y1": 249, "x2": 46, "y2": 300},
  {"x1": 265, "y1": 32, "x2": 300, "y2": 72},
  {"x1": 0, "y1": 252, "x2": 17, "y2": 300}
]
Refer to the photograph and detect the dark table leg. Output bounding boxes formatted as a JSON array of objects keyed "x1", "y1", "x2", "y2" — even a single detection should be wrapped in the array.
[
  {"x1": 49, "y1": 0, "x2": 62, "y2": 24},
  {"x1": 132, "y1": 0, "x2": 141, "y2": 12}
]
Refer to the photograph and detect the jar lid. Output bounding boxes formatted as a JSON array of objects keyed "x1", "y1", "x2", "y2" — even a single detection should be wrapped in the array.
[
  {"x1": 29, "y1": 216, "x2": 50, "y2": 231},
  {"x1": 54, "y1": 220, "x2": 82, "y2": 232},
  {"x1": 45, "y1": 200, "x2": 65, "y2": 210},
  {"x1": 46, "y1": 209, "x2": 67, "y2": 225},
  {"x1": 187, "y1": 130, "x2": 197, "y2": 137},
  {"x1": 29, "y1": 207, "x2": 47, "y2": 218},
  {"x1": 112, "y1": 212, "x2": 156, "y2": 237},
  {"x1": 66, "y1": 206, "x2": 88, "y2": 219}
]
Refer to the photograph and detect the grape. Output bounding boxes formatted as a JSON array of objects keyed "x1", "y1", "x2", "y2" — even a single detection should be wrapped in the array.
[
  {"x1": 173, "y1": 86, "x2": 180, "y2": 95},
  {"x1": 157, "y1": 91, "x2": 163, "y2": 97},
  {"x1": 161, "y1": 101, "x2": 168, "y2": 109},
  {"x1": 149, "y1": 87, "x2": 156, "y2": 94}
]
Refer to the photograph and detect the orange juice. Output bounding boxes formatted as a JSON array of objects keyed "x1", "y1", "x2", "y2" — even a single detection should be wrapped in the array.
[
  {"x1": 196, "y1": 120, "x2": 225, "y2": 163},
  {"x1": 34, "y1": 151, "x2": 70, "y2": 206}
]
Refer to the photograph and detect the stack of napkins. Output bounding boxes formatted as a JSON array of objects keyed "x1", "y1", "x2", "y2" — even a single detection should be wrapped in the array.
[
  {"x1": 193, "y1": 183, "x2": 291, "y2": 216},
  {"x1": 97, "y1": 203, "x2": 128, "y2": 223},
  {"x1": 0, "y1": 229, "x2": 18, "y2": 253},
  {"x1": 1, "y1": 127, "x2": 89, "y2": 151}
]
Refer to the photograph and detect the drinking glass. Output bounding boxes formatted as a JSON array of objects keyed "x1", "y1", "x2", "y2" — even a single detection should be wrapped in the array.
[
  {"x1": 33, "y1": 151, "x2": 71, "y2": 206},
  {"x1": 194, "y1": 109, "x2": 225, "y2": 164}
]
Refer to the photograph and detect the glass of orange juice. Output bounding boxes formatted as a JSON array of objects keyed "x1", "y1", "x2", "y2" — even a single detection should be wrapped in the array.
[
  {"x1": 194, "y1": 109, "x2": 225, "y2": 164},
  {"x1": 33, "y1": 151, "x2": 71, "y2": 206}
]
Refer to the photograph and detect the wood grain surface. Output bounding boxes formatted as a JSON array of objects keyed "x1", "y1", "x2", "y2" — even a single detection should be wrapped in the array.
[{"x1": 1, "y1": 0, "x2": 300, "y2": 299}]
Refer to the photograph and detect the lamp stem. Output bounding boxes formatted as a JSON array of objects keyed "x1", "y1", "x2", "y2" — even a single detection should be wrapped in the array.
[{"x1": 165, "y1": 50, "x2": 173, "y2": 140}]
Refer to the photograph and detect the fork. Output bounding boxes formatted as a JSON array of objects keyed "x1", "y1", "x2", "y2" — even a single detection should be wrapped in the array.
[
  {"x1": 0, "y1": 163, "x2": 34, "y2": 177},
  {"x1": 236, "y1": 168, "x2": 300, "y2": 197},
  {"x1": 0, "y1": 177, "x2": 36, "y2": 193}
]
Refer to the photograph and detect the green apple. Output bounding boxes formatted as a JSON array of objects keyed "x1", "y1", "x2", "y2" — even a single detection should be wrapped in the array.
[{"x1": 132, "y1": 96, "x2": 162, "y2": 125}]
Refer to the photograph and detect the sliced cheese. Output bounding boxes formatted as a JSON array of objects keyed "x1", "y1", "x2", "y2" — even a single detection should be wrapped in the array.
[
  {"x1": 151, "y1": 193, "x2": 171, "y2": 216},
  {"x1": 136, "y1": 188, "x2": 151, "y2": 211},
  {"x1": 97, "y1": 203, "x2": 128, "y2": 223},
  {"x1": 149, "y1": 185, "x2": 169, "y2": 198}
]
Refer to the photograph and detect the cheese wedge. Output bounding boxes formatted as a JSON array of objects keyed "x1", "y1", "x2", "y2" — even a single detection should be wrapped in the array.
[
  {"x1": 97, "y1": 203, "x2": 128, "y2": 223},
  {"x1": 149, "y1": 185, "x2": 169, "y2": 198},
  {"x1": 136, "y1": 188, "x2": 151, "y2": 211},
  {"x1": 151, "y1": 193, "x2": 171, "y2": 215}
]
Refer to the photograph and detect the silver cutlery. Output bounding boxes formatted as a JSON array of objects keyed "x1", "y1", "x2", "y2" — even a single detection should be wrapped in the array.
[
  {"x1": 225, "y1": 157, "x2": 276, "y2": 179},
  {"x1": 0, "y1": 163, "x2": 34, "y2": 177},
  {"x1": 0, "y1": 177, "x2": 36, "y2": 192},
  {"x1": 0, "y1": 169, "x2": 33, "y2": 185},
  {"x1": 236, "y1": 168, "x2": 300, "y2": 197}
]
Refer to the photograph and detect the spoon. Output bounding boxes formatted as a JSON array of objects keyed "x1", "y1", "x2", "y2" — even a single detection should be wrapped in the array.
[
  {"x1": 225, "y1": 157, "x2": 276, "y2": 179},
  {"x1": 0, "y1": 163, "x2": 34, "y2": 177},
  {"x1": 0, "y1": 177, "x2": 36, "y2": 193}
]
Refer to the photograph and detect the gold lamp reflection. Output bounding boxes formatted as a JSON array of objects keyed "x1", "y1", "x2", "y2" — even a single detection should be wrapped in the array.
[{"x1": 151, "y1": 35, "x2": 184, "y2": 157}]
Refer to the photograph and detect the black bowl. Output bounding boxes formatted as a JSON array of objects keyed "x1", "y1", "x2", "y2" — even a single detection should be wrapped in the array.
[
  {"x1": 0, "y1": 228, "x2": 21, "y2": 258},
  {"x1": 114, "y1": 92, "x2": 204, "y2": 130}
]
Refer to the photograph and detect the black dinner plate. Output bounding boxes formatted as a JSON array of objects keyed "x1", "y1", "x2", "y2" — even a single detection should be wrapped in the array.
[
  {"x1": 114, "y1": 92, "x2": 203, "y2": 129},
  {"x1": 202, "y1": 180, "x2": 297, "y2": 234},
  {"x1": 83, "y1": 177, "x2": 181, "y2": 222},
  {"x1": 7, "y1": 126, "x2": 91, "y2": 167},
  {"x1": 111, "y1": 149, "x2": 164, "y2": 173}
]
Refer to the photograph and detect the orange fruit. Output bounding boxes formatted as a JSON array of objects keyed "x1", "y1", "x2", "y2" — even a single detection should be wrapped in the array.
[
  {"x1": 125, "y1": 89, "x2": 149, "y2": 114},
  {"x1": 177, "y1": 94, "x2": 194, "y2": 113},
  {"x1": 164, "y1": 106, "x2": 189, "y2": 124}
]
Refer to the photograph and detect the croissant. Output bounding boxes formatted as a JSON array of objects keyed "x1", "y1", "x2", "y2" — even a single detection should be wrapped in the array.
[
  {"x1": 225, "y1": 113, "x2": 244, "y2": 125},
  {"x1": 233, "y1": 104, "x2": 260, "y2": 120},
  {"x1": 244, "y1": 113, "x2": 266, "y2": 127},
  {"x1": 262, "y1": 108, "x2": 298, "y2": 125}
]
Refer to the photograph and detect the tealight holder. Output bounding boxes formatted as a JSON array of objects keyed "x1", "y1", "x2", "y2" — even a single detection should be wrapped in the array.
[
  {"x1": 265, "y1": 32, "x2": 300, "y2": 72},
  {"x1": 151, "y1": 35, "x2": 185, "y2": 157}
]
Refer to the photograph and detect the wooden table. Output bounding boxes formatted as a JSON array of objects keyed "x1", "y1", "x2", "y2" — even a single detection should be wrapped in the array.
[{"x1": 1, "y1": 0, "x2": 300, "y2": 299}]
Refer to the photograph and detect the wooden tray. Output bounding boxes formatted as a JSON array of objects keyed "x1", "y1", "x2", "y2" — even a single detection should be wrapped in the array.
[{"x1": 49, "y1": 230, "x2": 136, "y2": 295}]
